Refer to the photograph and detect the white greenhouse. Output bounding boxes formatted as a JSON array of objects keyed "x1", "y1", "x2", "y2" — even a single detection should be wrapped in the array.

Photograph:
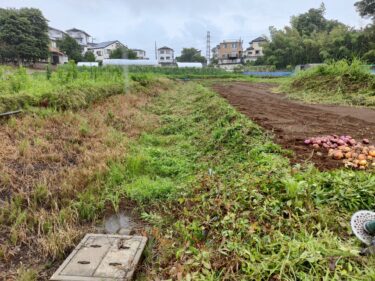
[
  {"x1": 103, "y1": 59, "x2": 159, "y2": 66},
  {"x1": 77, "y1": 62, "x2": 99, "y2": 67},
  {"x1": 177, "y1": 62, "x2": 203, "y2": 68}
]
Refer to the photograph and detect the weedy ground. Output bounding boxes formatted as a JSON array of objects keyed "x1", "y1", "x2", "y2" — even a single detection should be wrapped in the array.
[
  {"x1": 127, "y1": 82, "x2": 375, "y2": 280},
  {"x1": 282, "y1": 59, "x2": 375, "y2": 107},
  {"x1": 1, "y1": 69, "x2": 375, "y2": 280},
  {"x1": 0, "y1": 76, "x2": 170, "y2": 280}
]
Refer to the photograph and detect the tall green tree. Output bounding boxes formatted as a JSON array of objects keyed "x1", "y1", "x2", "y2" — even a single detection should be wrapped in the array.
[
  {"x1": 0, "y1": 8, "x2": 49, "y2": 64},
  {"x1": 176, "y1": 48, "x2": 207, "y2": 63},
  {"x1": 57, "y1": 35, "x2": 83, "y2": 63},
  {"x1": 355, "y1": 0, "x2": 375, "y2": 21},
  {"x1": 109, "y1": 47, "x2": 137, "y2": 59},
  {"x1": 83, "y1": 51, "x2": 96, "y2": 62},
  {"x1": 262, "y1": 3, "x2": 375, "y2": 68}
]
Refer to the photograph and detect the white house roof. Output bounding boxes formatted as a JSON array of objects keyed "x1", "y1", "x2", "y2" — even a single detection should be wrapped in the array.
[
  {"x1": 89, "y1": 41, "x2": 123, "y2": 49},
  {"x1": 177, "y1": 62, "x2": 203, "y2": 68}
]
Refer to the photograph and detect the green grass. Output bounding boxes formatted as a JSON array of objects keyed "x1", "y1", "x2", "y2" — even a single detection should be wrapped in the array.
[
  {"x1": 110, "y1": 82, "x2": 374, "y2": 280},
  {"x1": 2, "y1": 72, "x2": 375, "y2": 279},
  {"x1": 0, "y1": 64, "x2": 164, "y2": 112},
  {"x1": 39, "y1": 79, "x2": 371, "y2": 279},
  {"x1": 125, "y1": 65, "x2": 242, "y2": 79},
  {"x1": 284, "y1": 59, "x2": 375, "y2": 106}
]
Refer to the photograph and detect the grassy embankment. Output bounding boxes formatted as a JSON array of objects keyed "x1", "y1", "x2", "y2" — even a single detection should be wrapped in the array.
[
  {"x1": 283, "y1": 59, "x2": 375, "y2": 107},
  {"x1": 0, "y1": 63, "x2": 165, "y2": 112},
  {"x1": 2, "y1": 66, "x2": 375, "y2": 280},
  {"x1": 0, "y1": 65, "x2": 171, "y2": 279}
]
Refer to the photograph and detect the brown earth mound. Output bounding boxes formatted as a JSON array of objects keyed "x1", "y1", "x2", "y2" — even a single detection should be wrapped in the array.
[{"x1": 212, "y1": 82, "x2": 375, "y2": 170}]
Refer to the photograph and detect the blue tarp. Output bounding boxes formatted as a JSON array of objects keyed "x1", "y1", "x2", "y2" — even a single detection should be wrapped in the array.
[{"x1": 243, "y1": 71, "x2": 293, "y2": 77}]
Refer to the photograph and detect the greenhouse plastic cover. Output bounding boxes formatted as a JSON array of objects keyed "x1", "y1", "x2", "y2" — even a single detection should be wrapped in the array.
[
  {"x1": 77, "y1": 62, "x2": 99, "y2": 67},
  {"x1": 103, "y1": 59, "x2": 159, "y2": 66},
  {"x1": 177, "y1": 62, "x2": 203, "y2": 68}
]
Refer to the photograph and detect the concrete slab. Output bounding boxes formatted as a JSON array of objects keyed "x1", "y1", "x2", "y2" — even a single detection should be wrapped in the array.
[{"x1": 50, "y1": 234, "x2": 147, "y2": 281}]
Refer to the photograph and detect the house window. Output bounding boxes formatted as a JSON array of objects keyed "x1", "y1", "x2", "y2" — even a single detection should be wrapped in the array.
[
  {"x1": 160, "y1": 50, "x2": 164, "y2": 54},
  {"x1": 249, "y1": 52, "x2": 253, "y2": 55},
  {"x1": 166, "y1": 56, "x2": 170, "y2": 60},
  {"x1": 255, "y1": 50, "x2": 260, "y2": 54},
  {"x1": 232, "y1": 43, "x2": 237, "y2": 48},
  {"x1": 224, "y1": 44, "x2": 227, "y2": 48},
  {"x1": 96, "y1": 51, "x2": 102, "y2": 56}
]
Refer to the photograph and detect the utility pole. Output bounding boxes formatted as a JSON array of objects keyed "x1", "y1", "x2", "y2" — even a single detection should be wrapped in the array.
[
  {"x1": 155, "y1": 41, "x2": 157, "y2": 60},
  {"x1": 206, "y1": 31, "x2": 211, "y2": 65}
]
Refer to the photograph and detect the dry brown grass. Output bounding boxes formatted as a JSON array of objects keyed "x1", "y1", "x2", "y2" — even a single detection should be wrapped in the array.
[{"x1": 0, "y1": 81, "x2": 168, "y2": 279}]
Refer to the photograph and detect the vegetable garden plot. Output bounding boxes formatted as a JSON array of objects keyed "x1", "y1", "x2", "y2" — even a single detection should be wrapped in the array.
[{"x1": 213, "y1": 82, "x2": 375, "y2": 170}]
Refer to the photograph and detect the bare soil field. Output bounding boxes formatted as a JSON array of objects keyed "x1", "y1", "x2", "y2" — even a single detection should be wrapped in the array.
[{"x1": 212, "y1": 82, "x2": 375, "y2": 170}]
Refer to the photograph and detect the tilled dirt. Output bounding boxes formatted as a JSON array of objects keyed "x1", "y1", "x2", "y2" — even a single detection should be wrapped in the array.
[{"x1": 212, "y1": 82, "x2": 375, "y2": 170}]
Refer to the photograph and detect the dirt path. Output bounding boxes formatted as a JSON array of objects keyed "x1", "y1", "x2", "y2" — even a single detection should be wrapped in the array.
[{"x1": 212, "y1": 82, "x2": 375, "y2": 170}]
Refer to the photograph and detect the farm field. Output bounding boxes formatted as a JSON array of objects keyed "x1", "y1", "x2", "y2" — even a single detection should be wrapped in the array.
[
  {"x1": 1, "y1": 67, "x2": 375, "y2": 280},
  {"x1": 213, "y1": 82, "x2": 375, "y2": 170}
]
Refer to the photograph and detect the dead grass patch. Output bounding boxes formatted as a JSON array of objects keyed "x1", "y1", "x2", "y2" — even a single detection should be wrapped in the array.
[{"x1": 0, "y1": 82, "x2": 167, "y2": 279}]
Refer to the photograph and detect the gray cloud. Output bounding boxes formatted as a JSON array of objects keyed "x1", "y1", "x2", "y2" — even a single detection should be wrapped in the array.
[{"x1": 0, "y1": 0, "x2": 371, "y2": 56}]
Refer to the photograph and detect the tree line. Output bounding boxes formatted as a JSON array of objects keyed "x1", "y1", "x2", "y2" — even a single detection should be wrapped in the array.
[
  {"x1": 0, "y1": 8, "x2": 49, "y2": 64},
  {"x1": 1, "y1": 2, "x2": 374, "y2": 66},
  {"x1": 258, "y1": 1, "x2": 375, "y2": 69},
  {"x1": 0, "y1": 7, "x2": 140, "y2": 64}
]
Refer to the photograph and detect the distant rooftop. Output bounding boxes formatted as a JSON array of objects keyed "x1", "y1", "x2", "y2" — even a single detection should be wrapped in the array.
[
  {"x1": 48, "y1": 26, "x2": 67, "y2": 35},
  {"x1": 89, "y1": 40, "x2": 122, "y2": 49},
  {"x1": 158, "y1": 46, "x2": 173, "y2": 50},
  {"x1": 66, "y1": 28, "x2": 91, "y2": 37},
  {"x1": 221, "y1": 40, "x2": 242, "y2": 43},
  {"x1": 132, "y1": 49, "x2": 145, "y2": 52},
  {"x1": 250, "y1": 36, "x2": 267, "y2": 43}
]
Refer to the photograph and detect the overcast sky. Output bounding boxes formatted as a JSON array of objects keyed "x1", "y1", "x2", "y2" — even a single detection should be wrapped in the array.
[{"x1": 0, "y1": 0, "x2": 371, "y2": 57}]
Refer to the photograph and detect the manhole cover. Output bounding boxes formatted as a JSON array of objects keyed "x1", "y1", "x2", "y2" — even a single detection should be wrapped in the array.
[{"x1": 50, "y1": 234, "x2": 147, "y2": 281}]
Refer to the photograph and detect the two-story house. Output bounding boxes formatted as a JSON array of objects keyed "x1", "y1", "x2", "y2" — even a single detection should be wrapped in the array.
[
  {"x1": 217, "y1": 40, "x2": 243, "y2": 67},
  {"x1": 244, "y1": 37, "x2": 267, "y2": 63},
  {"x1": 88, "y1": 40, "x2": 126, "y2": 61},
  {"x1": 131, "y1": 49, "x2": 147, "y2": 59},
  {"x1": 48, "y1": 27, "x2": 68, "y2": 64},
  {"x1": 158, "y1": 47, "x2": 174, "y2": 64},
  {"x1": 66, "y1": 28, "x2": 92, "y2": 53},
  {"x1": 211, "y1": 45, "x2": 220, "y2": 61}
]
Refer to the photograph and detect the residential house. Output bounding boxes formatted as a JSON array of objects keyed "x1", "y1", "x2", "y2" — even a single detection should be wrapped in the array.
[
  {"x1": 211, "y1": 45, "x2": 219, "y2": 61},
  {"x1": 217, "y1": 40, "x2": 243, "y2": 68},
  {"x1": 48, "y1": 27, "x2": 67, "y2": 48},
  {"x1": 131, "y1": 49, "x2": 147, "y2": 59},
  {"x1": 244, "y1": 36, "x2": 267, "y2": 63},
  {"x1": 88, "y1": 40, "x2": 126, "y2": 61},
  {"x1": 66, "y1": 28, "x2": 92, "y2": 53},
  {"x1": 157, "y1": 47, "x2": 174, "y2": 64},
  {"x1": 48, "y1": 27, "x2": 68, "y2": 64}
]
